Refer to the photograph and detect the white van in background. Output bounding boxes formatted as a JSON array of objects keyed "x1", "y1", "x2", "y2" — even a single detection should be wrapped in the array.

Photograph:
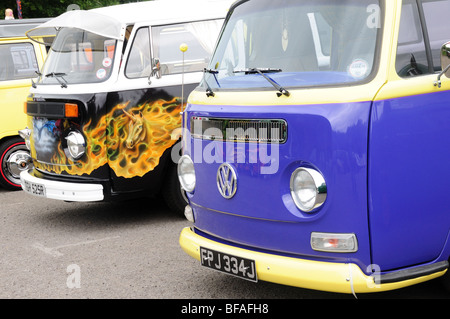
[{"x1": 20, "y1": 0, "x2": 233, "y2": 214}]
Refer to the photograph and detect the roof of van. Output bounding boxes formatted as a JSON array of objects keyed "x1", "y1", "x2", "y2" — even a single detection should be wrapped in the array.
[
  {"x1": 90, "y1": 0, "x2": 234, "y2": 24},
  {"x1": 0, "y1": 18, "x2": 50, "y2": 38},
  {"x1": 26, "y1": 0, "x2": 234, "y2": 43}
]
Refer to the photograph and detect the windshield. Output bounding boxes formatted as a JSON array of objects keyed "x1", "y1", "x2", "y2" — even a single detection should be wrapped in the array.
[
  {"x1": 203, "y1": 0, "x2": 383, "y2": 91},
  {"x1": 39, "y1": 28, "x2": 117, "y2": 85}
]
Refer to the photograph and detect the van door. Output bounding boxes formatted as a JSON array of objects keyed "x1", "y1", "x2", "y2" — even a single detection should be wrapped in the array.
[
  {"x1": 369, "y1": 0, "x2": 450, "y2": 271},
  {"x1": 110, "y1": 19, "x2": 224, "y2": 194}
]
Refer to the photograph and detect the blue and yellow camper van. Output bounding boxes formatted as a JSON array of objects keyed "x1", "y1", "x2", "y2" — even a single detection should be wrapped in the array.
[
  {"x1": 19, "y1": 0, "x2": 232, "y2": 214},
  {"x1": 178, "y1": 0, "x2": 450, "y2": 293}
]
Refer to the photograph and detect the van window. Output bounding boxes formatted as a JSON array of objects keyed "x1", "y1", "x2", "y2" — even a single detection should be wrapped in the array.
[
  {"x1": 395, "y1": 0, "x2": 430, "y2": 76},
  {"x1": 396, "y1": 0, "x2": 450, "y2": 76},
  {"x1": 151, "y1": 19, "x2": 224, "y2": 75},
  {"x1": 39, "y1": 28, "x2": 117, "y2": 85},
  {"x1": 422, "y1": 0, "x2": 450, "y2": 71},
  {"x1": 125, "y1": 27, "x2": 151, "y2": 78},
  {"x1": 204, "y1": 0, "x2": 382, "y2": 90},
  {"x1": 0, "y1": 43, "x2": 38, "y2": 81}
]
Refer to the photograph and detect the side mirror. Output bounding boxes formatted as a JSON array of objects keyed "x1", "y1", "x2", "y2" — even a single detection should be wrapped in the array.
[
  {"x1": 441, "y1": 42, "x2": 450, "y2": 77},
  {"x1": 148, "y1": 58, "x2": 161, "y2": 85},
  {"x1": 151, "y1": 58, "x2": 161, "y2": 79},
  {"x1": 434, "y1": 41, "x2": 450, "y2": 88}
]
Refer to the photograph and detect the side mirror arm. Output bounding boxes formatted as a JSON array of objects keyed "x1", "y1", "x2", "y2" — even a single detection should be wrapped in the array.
[{"x1": 434, "y1": 64, "x2": 450, "y2": 88}]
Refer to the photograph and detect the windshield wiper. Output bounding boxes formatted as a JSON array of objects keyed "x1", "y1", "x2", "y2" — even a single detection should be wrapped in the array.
[
  {"x1": 45, "y1": 72, "x2": 68, "y2": 88},
  {"x1": 233, "y1": 68, "x2": 290, "y2": 97},
  {"x1": 234, "y1": 67, "x2": 282, "y2": 74},
  {"x1": 203, "y1": 68, "x2": 219, "y2": 97}
]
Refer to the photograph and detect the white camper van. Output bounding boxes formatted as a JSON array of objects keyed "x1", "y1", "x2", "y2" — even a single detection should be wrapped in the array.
[{"x1": 20, "y1": 0, "x2": 233, "y2": 214}]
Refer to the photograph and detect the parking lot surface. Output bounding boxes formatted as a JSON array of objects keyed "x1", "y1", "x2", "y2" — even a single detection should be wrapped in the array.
[{"x1": 0, "y1": 188, "x2": 449, "y2": 301}]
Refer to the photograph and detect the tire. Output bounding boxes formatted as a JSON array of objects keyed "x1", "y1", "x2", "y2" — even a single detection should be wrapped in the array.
[
  {"x1": 162, "y1": 163, "x2": 188, "y2": 216},
  {"x1": 0, "y1": 137, "x2": 32, "y2": 190}
]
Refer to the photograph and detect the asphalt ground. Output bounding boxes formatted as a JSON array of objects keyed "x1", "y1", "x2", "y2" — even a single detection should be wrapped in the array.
[{"x1": 1, "y1": 187, "x2": 449, "y2": 305}]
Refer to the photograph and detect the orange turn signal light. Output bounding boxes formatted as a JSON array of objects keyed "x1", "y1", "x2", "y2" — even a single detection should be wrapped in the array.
[{"x1": 65, "y1": 103, "x2": 78, "y2": 118}]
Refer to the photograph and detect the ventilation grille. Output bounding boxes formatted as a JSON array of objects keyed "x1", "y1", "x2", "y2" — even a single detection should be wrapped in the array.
[{"x1": 190, "y1": 117, "x2": 287, "y2": 143}]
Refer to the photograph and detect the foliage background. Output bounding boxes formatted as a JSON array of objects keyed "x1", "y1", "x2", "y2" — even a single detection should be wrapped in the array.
[{"x1": 3, "y1": 0, "x2": 150, "y2": 19}]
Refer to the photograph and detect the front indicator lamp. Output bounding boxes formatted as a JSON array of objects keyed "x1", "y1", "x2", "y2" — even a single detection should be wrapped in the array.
[
  {"x1": 65, "y1": 131, "x2": 86, "y2": 160},
  {"x1": 311, "y1": 232, "x2": 358, "y2": 253},
  {"x1": 65, "y1": 103, "x2": 79, "y2": 118},
  {"x1": 184, "y1": 205, "x2": 195, "y2": 222},
  {"x1": 290, "y1": 167, "x2": 327, "y2": 212}
]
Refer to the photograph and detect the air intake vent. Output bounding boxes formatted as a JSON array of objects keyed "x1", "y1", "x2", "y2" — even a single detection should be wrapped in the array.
[{"x1": 190, "y1": 117, "x2": 287, "y2": 143}]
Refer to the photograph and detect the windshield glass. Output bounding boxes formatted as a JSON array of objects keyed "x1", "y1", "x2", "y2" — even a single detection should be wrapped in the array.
[
  {"x1": 39, "y1": 28, "x2": 117, "y2": 85},
  {"x1": 203, "y1": 0, "x2": 383, "y2": 90}
]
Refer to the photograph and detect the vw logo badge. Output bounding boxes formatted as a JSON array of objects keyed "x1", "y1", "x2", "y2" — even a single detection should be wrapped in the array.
[{"x1": 216, "y1": 163, "x2": 237, "y2": 199}]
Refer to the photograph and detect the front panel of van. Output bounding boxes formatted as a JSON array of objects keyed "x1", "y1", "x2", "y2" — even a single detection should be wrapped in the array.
[
  {"x1": 25, "y1": 28, "x2": 123, "y2": 198},
  {"x1": 26, "y1": 88, "x2": 187, "y2": 198}
]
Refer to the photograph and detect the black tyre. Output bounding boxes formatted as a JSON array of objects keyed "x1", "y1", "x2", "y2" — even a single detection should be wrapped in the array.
[
  {"x1": 0, "y1": 137, "x2": 32, "y2": 190},
  {"x1": 162, "y1": 163, "x2": 188, "y2": 216}
]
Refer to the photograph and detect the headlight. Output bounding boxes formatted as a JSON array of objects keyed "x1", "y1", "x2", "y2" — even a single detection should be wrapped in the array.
[
  {"x1": 178, "y1": 155, "x2": 196, "y2": 193},
  {"x1": 290, "y1": 167, "x2": 327, "y2": 212},
  {"x1": 65, "y1": 131, "x2": 86, "y2": 160}
]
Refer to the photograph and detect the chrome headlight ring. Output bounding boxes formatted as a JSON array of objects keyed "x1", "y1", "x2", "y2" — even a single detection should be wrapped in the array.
[
  {"x1": 290, "y1": 167, "x2": 327, "y2": 212},
  {"x1": 178, "y1": 155, "x2": 196, "y2": 193},
  {"x1": 65, "y1": 130, "x2": 86, "y2": 160}
]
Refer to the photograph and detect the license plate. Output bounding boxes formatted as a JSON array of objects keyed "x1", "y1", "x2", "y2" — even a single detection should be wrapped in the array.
[
  {"x1": 200, "y1": 247, "x2": 257, "y2": 282},
  {"x1": 23, "y1": 180, "x2": 46, "y2": 197}
]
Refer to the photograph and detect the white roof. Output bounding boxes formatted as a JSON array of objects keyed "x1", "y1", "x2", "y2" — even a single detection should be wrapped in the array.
[
  {"x1": 90, "y1": 0, "x2": 234, "y2": 24},
  {"x1": 26, "y1": 0, "x2": 234, "y2": 43}
]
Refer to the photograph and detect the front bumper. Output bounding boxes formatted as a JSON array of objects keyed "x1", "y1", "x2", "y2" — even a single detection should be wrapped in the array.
[
  {"x1": 179, "y1": 227, "x2": 447, "y2": 294},
  {"x1": 20, "y1": 170, "x2": 104, "y2": 202}
]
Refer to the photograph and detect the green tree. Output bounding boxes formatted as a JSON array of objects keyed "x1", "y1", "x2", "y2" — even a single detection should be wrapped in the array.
[{"x1": 4, "y1": 0, "x2": 146, "y2": 19}]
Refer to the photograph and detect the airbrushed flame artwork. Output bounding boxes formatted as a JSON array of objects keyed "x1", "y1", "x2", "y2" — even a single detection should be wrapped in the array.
[{"x1": 31, "y1": 97, "x2": 181, "y2": 178}]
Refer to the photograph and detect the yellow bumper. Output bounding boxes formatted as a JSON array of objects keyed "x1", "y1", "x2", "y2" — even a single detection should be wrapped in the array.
[{"x1": 179, "y1": 227, "x2": 446, "y2": 294}]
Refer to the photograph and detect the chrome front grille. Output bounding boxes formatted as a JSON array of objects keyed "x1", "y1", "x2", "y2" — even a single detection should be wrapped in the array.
[{"x1": 190, "y1": 117, "x2": 287, "y2": 143}]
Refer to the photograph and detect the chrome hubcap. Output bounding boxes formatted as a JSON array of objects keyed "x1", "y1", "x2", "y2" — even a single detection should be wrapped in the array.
[{"x1": 4, "y1": 149, "x2": 32, "y2": 183}]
